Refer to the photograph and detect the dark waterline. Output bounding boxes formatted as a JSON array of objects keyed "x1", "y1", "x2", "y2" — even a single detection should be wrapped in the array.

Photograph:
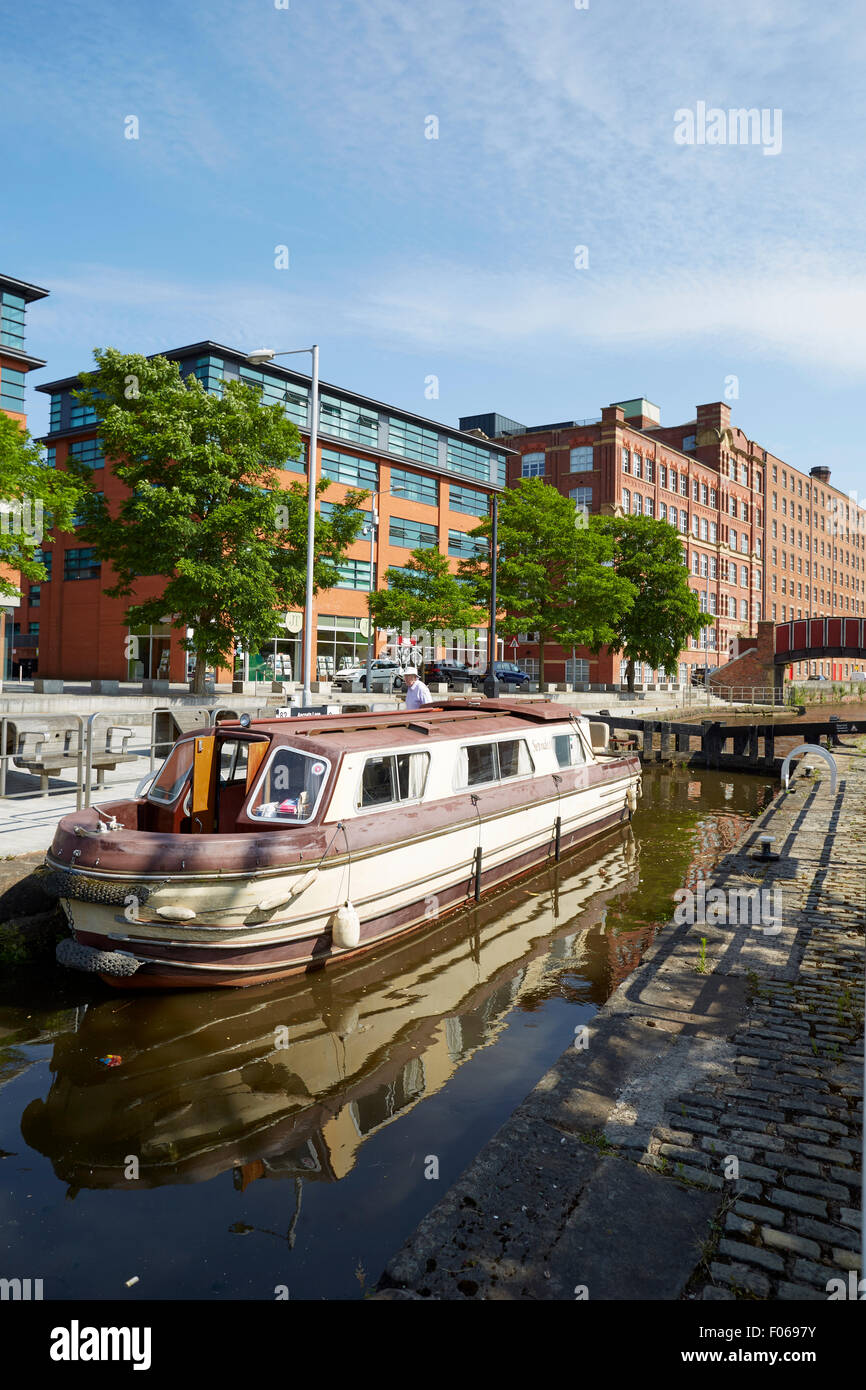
[{"x1": 0, "y1": 767, "x2": 774, "y2": 1300}]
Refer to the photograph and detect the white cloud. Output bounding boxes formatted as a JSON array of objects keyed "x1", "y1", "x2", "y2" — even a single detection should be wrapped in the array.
[{"x1": 39, "y1": 250, "x2": 866, "y2": 381}]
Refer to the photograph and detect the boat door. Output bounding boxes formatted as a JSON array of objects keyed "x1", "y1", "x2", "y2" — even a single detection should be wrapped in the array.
[{"x1": 191, "y1": 732, "x2": 217, "y2": 833}]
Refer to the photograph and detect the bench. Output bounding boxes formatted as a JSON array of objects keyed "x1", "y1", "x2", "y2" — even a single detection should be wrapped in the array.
[{"x1": 13, "y1": 724, "x2": 137, "y2": 791}]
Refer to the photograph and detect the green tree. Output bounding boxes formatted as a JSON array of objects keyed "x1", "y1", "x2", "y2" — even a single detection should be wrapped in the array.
[
  {"x1": 370, "y1": 546, "x2": 486, "y2": 660},
  {"x1": 590, "y1": 514, "x2": 711, "y2": 691},
  {"x1": 0, "y1": 414, "x2": 79, "y2": 598},
  {"x1": 458, "y1": 479, "x2": 635, "y2": 683},
  {"x1": 72, "y1": 348, "x2": 366, "y2": 691}
]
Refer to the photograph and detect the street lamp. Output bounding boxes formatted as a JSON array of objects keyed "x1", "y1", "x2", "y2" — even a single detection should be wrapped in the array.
[
  {"x1": 362, "y1": 486, "x2": 411, "y2": 693},
  {"x1": 483, "y1": 494, "x2": 500, "y2": 698},
  {"x1": 246, "y1": 345, "x2": 319, "y2": 707}
]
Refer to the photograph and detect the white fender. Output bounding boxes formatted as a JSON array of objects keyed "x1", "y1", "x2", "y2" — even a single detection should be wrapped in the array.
[
  {"x1": 155, "y1": 906, "x2": 197, "y2": 921},
  {"x1": 626, "y1": 785, "x2": 638, "y2": 812},
  {"x1": 331, "y1": 900, "x2": 361, "y2": 950},
  {"x1": 257, "y1": 867, "x2": 320, "y2": 913}
]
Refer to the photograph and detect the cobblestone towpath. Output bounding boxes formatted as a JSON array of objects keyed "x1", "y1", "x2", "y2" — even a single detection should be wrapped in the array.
[{"x1": 377, "y1": 743, "x2": 865, "y2": 1300}]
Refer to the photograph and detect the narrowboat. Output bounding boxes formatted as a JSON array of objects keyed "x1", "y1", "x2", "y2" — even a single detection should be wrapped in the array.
[{"x1": 47, "y1": 700, "x2": 640, "y2": 990}]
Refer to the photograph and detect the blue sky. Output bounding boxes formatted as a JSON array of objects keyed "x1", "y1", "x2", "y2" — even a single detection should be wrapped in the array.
[{"x1": 2, "y1": 0, "x2": 864, "y2": 494}]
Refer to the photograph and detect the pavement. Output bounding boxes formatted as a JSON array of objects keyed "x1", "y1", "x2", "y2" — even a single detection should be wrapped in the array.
[{"x1": 377, "y1": 742, "x2": 865, "y2": 1300}]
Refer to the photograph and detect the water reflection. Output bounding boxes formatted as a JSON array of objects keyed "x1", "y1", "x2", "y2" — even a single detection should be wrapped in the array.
[{"x1": 22, "y1": 828, "x2": 641, "y2": 1194}]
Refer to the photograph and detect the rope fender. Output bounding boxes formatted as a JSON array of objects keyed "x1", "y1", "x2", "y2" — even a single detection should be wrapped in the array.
[{"x1": 56, "y1": 937, "x2": 142, "y2": 977}]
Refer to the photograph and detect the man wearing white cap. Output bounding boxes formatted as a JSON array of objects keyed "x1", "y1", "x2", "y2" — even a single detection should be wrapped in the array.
[{"x1": 403, "y1": 666, "x2": 432, "y2": 709}]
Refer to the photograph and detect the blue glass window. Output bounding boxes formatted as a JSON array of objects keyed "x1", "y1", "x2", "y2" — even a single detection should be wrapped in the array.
[
  {"x1": 0, "y1": 366, "x2": 26, "y2": 412},
  {"x1": 238, "y1": 366, "x2": 309, "y2": 427},
  {"x1": 0, "y1": 292, "x2": 26, "y2": 351},
  {"x1": 67, "y1": 437, "x2": 105, "y2": 469},
  {"x1": 63, "y1": 547, "x2": 101, "y2": 580},
  {"x1": 388, "y1": 417, "x2": 439, "y2": 468},
  {"x1": 333, "y1": 559, "x2": 373, "y2": 590},
  {"x1": 390, "y1": 467, "x2": 438, "y2": 507},
  {"x1": 448, "y1": 529, "x2": 487, "y2": 559},
  {"x1": 449, "y1": 484, "x2": 489, "y2": 517},
  {"x1": 320, "y1": 448, "x2": 378, "y2": 490},
  {"x1": 32, "y1": 547, "x2": 52, "y2": 579},
  {"x1": 447, "y1": 437, "x2": 505, "y2": 485},
  {"x1": 320, "y1": 394, "x2": 379, "y2": 447},
  {"x1": 389, "y1": 516, "x2": 438, "y2": 549}
]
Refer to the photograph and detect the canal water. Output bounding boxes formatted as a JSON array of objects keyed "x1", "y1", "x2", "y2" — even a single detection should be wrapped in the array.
[{"x1": 0, "y1": 767, "x2": 774, "y2": 1301}]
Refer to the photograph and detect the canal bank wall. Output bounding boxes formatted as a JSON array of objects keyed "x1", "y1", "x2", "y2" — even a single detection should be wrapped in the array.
[{"x1": 377, "y1": 744, "x2": 865, "y2": 1301}]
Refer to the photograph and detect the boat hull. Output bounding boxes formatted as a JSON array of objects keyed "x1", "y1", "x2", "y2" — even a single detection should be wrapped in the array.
[{"x1": 52, "y1": 764, "x2": 640, "y2": 989}]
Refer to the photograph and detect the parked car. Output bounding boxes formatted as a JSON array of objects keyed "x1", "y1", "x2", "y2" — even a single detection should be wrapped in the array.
[
  {"x1": 333, "y1": 657, "x2": 404, "y2": 693},
  {"x1": 472, "y1": 661, "x2": 530, "y2": 690},
  {"x1": 422, "y1": 660, "x2": 476, "y2": 689},
  {"x1": 691, "y1": 666, "x2": 710, "y2": 686},
  {"x1": 805, "y1": 674, "x2": 828, "y2": 682}
]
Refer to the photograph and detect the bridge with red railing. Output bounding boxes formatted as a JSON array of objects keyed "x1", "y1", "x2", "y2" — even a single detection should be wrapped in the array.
[{"x1": 774, "y1": 616, "x2": 866, "y2": 675}]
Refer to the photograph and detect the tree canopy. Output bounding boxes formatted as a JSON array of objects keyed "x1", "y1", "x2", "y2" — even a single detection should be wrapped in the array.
[
  {"x1": 0, "y1": 413, "x2": 80, "y2": 599},
  {"x1": 590, "y1": 514, "x2": 711, "y2": 689},
  {"x1": 72, "y1": 348, "x2": 366, "y2": 689},
  {"x1": 370, "y1": 546, "x2": 486, "y2": 658}
]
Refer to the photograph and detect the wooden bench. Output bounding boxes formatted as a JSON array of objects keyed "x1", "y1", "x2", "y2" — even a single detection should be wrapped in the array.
[
  {"x1": 609, "y1": 734, "x2": 639, "y2": 753},
  {"x1": 14, "y1": 724, "x2": 138, "y2": 791}
]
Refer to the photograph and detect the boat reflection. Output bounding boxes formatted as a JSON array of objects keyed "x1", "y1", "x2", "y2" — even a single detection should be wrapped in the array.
[{"x1": 22, "y1": 827, "x2": 640, "y2": 1193}]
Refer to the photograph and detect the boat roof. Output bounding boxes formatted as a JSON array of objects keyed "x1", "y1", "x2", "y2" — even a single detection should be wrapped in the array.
[{"x1": 216, "y1": 699, "x2": 585, "y2": 755}]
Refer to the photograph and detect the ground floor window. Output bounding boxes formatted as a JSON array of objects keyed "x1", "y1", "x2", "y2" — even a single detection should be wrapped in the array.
[
  {"x1": 242, "y1": 633, "x2": 300, "y2": 682},
  {"x1": 127, "y1": 622, "x2": 172, "y2": 680},
  {"x1": 317, "y1": 614, "x2": 370, "y2": 676},
  {"x1": 565, "y1": 657, "x2": 589, "y2": 683}
]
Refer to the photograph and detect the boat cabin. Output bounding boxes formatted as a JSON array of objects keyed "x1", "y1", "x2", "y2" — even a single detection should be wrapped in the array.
[{"x1": 138, "y1": 701, "x2": 606, "y2": 837}]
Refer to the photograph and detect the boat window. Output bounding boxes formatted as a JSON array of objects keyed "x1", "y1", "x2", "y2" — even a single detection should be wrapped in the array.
[
  {"x1": 456, "y1": 738, "x2": 533, "y2": 787},
  {"x1": 465, "y1": 743, "x2": 497, "y2": 786},
  {"x1": 498, "y1": 739, "x2": 533, "y2": 779},
  {"x1": 218, "y1": 740, "x2": 249, "y2": 785},
  {"x1": 249, "y1": 747, "x2": 330, "y2": 822},
  {"x1": 553, "y1": 733, "x2": 586, "y2": 768},
  {"x1": 148, "y1": 739, "x2": 194, "y2": 804},
  {"x1": 360, "y1": 756, "x2": 394, "y2": 807},
  {"x1": 358, "y1": 752, "x2": 429, "y2": 808}
]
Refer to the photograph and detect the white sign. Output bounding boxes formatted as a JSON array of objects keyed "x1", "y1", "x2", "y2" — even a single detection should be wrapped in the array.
[{"x1": 282, "y1": 612, "x2": 303, "y2": 634}]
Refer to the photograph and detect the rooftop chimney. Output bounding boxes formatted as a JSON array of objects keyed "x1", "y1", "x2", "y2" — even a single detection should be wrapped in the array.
[{"x1": 810, "y1": 466, "x2": 831, "y2": 484}]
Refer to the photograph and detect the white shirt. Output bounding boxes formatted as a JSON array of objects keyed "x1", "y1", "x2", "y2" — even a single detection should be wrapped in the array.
[{"x1": 404, "y1": 679, "x2": 433, "y2": 709}]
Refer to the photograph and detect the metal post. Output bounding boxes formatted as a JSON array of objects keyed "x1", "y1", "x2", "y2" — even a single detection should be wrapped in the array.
[
  {"x1": 0, "y1": 716, "x2": 6, "y2": 799},
  {"x1": 74, "y1": 714, "x2": 84, "y2": 811},
  {"x1": 474, "y1": 845, "x2": 482, "y2": 901},
  {"x1": 365, "y1": 494, "x2": 377, "y2": 694},
  {"x1": 483, "y1": 494, "x2": 499, "y2": 699},
  {"x1": 302, "y1": 345, "x2": 320, "y2": 708},
  {"x1": 554, "y1": 815, "x2": 562, "y2": 862}
]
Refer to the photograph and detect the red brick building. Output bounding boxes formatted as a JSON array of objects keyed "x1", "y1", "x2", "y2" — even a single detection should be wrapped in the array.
[
  {"x1": 460, "y1": 400, "x2": 866, "y2": 685},
  {"x1": 1, "y1": 272, "x2": 49, "y2": 680}
]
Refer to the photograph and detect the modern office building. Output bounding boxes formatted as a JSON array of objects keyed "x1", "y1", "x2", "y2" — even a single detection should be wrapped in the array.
[
  {"x1": 460, "y1": 399, "x2": 866, "y2": 684},
  {"x1": 33, "y1": 343, "x2": 512, "y2": 683},
  {"x1": 0, "y1": 272, "x2": 49, "y2": 681}
]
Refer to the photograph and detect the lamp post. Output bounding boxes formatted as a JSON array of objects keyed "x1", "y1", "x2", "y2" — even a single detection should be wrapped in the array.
[
  {"x1": 247, "y1": 345, "x2": 319, "y2": 707},
  {"x1": 363, "y1": 488, "x2": 396, "y2": 694},
  {"x1": 483, "y1": 494, "x2": 500, "y2": 699}
]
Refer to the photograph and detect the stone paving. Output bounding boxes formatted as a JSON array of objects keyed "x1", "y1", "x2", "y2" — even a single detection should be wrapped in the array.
[{"x1": 378, "y1": 742, "x2": 864, "y2": 1300}]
